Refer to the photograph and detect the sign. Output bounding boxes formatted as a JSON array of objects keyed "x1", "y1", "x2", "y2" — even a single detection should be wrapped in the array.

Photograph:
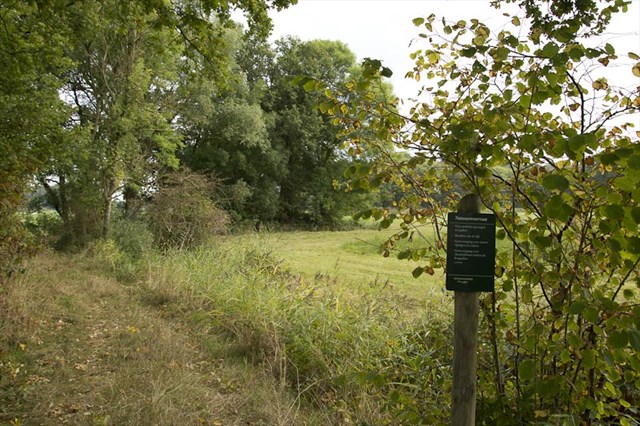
[{"x1": 446, "y1": 213, "x2": 496, "y2": 292}]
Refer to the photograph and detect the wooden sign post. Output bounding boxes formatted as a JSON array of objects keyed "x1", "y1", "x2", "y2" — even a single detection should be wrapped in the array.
[{"x1": 446, "y1": 194, "x2": 496, "y2": 426}]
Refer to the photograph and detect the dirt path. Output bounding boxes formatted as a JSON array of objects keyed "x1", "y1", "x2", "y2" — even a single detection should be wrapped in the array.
[{"x1": 1, "y1": 254, "x2": 311, "y2": 425}]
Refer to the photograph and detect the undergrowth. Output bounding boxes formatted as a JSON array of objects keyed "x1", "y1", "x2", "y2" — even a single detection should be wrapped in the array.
[{"x1": 148, "y1": 239, "x2": 454, "y2": 424}]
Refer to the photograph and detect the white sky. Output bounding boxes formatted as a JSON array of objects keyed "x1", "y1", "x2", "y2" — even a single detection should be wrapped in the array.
[{"x1": 266, "y1": 0, "x2": 640, "y2": 102}]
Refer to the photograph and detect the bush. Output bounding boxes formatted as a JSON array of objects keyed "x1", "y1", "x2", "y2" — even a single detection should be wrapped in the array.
[
  {"x1": 23, "y1": 210, "x2": 64, "y2": 243},
  {"x1": 147, "y1": 171, "x2": 229, "y2": 249},
  {"x1": 108, "y1": 218, "x2": 154, "y2": 261},
  {"x1": 0, "y1": 214, "x2": 34, "y2": 283}
]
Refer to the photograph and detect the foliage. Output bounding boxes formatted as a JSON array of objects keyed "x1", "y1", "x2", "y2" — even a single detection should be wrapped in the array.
[
  {"x1": 1, "y1": 0, "x2": 297, "y2": 254},
  {"x1": 181, "y1": 36, "x2": 381, "y2": 225},
  {"x1": 0, "y1": 1, "x2": 70, "y2": 273},
  {"x1": 147, "y1": 171, "x2": 230, "y2": 249},
  {"x1": 108, "y1": 217, "x2": 155, "y2": 262},
  {"x1": 267, "y1": 38, "x2": 370, "y2": 225},
  {"x1": 314, "y1": 0, "x2": 640, "y2": 423},
  {"x1": 179, "y1": 31, "x2": 286, "y2": 222},
  {"x1": 22, "y1": 211, "x2": 64, "y2": 244}
]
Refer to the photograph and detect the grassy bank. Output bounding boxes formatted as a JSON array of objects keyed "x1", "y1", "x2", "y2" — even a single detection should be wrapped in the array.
[
  {"x1": 1, "y1": 224, "x2": 458, "y2": 424},
  {"x1": 146, "y1": 238, "x2": 454, "y2": 424},
  {"x1": 0, "y1": 251, "x2": 328, "y2": 425}
]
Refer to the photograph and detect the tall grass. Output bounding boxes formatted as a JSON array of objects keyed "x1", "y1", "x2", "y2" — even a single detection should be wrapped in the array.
[{"x1": 148, "y1": 238, "x2": 454, "y2": 424}]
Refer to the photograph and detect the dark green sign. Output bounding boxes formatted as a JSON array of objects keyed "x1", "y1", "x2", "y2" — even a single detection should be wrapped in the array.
[{"x1": 446, "y1": 213, "x2": 496, "y2": 292}]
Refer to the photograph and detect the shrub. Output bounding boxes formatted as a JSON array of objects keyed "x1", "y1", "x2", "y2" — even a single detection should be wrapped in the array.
[
  {"x1": 1, "y1": 213, "x2": 35, "y2": 283},
  {"x1": 147, "y1": 171, "x2": 229, "y2": 249},
  {"x1": 108, "y1": 218, "x2": 154, "y2": 262},
  {"x1": 23, "y1": 210, "x2": 64, "y2": 243}
]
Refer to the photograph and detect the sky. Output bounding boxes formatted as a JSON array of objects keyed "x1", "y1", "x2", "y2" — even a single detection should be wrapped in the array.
[{"x1": 264, "y1": 0, "x2": 640, "y2": 103}]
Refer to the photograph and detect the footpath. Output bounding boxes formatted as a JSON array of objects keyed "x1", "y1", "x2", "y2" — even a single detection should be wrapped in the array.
[{"x1": 0, "y1": 254, "x2": 309, "y2": 425}]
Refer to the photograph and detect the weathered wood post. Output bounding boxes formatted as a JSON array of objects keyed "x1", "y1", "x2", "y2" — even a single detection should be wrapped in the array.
[
  {"x1": 452, "y1": 286, "x2": 479, "y2": 425},
  {"x1": 446, "y1": 194, "x2": 496, "y2": 426}
]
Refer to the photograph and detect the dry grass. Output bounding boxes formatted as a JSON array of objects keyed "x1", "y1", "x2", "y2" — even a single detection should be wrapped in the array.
[{"x1": 0, "y1": 252, "x2": 323, "y2": 425}]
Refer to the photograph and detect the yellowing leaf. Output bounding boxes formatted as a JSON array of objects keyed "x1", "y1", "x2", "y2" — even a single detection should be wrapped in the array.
[{"x1": 633, "y1": 62, "x2": 640, "y2": 78}]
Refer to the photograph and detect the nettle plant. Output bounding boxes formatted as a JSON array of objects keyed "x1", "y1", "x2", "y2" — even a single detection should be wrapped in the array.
[{"x1": 305, "y1": 0, "x2": 640, "y2": 423}]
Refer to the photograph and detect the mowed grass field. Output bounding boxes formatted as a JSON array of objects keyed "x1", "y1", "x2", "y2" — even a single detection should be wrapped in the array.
[{"x1": 228, "y1": 221, "x2": 452, "y2": 306}]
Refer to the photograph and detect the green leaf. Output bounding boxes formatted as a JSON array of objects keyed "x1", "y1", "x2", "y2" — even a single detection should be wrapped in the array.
[
  {"x1": 412, "y1": 266, "x2": 424, "y2": 278},
  {"x1": 544, "y1": 195, "x2": 573, "y2": 222},
  {"x1": 584, "y1": 306, "x2": 599, "y2": 323},
  {"x1": 568, "y1": 300, "x2": 586, "y2": 315},
  {"x1": 473, "y1": 35, "x2": 487, "y2": 46},
  {"x1": 631, "y1": 207, "x2": 640, "y2": 224},
  {"x1": 627, "y1": 237, "x2": 640, "y2": 254},
  {"x1": 626, "y1": 155, "x2": 640, "y2": 169},
  {"x1": 604, "y1": 43, "x2": 615, "y2": 55},
  {"x1": 303, "y1": 78, "x2": 316, "y2": 92},
  {"x1": 607, "y1": 330, "x2": 629, "y2": 349},
  {"x1": 603, "y1": 205, "x2": 624, "y2": 220},
  {"x1": 461, "y1": 47, "x2": 477, "y2": 58},
  {"x1": 630, "y1": 355, "x2": 640, "y2": 371},
  {"x1": 582, "y1": 349, "x2": 595, "y2": 369},
  {"x1": 600, "y1": 151, "x2": 619, "y2": 165},
  {"x1": 412, "y1": 17, "x2": 425, "y2": 26},
  {"x1": 542, "y1": 174, "x2": 569, "y2": 192},
  {"x1": 519, "y1": 359, "x2": 535, "y2": 381},
  {"x1": 380, "y1": 67, "x2": 393, "y2": 78},
  {"x1": 518, "y1": 94, "x2": 531, "y2": 108},
  {"x1": 541, "y1": 42, "x2": 560, "y2": 57}
]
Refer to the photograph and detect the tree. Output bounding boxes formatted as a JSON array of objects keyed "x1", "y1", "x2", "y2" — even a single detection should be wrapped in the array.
[
  {"x1": 22, "y1": 0, "x2": 297, "y2": 245},
  {"x1": 320, "y1": 0, "x2": 640, "y2": 422},
  {"x1": 0, "y1": 1, "x2": 70, "y2": 273},
  {"x1": 178, "y1": 27, "x2": 283, "y2": 222},
  {"x1": 182, "y1": 36, "x2": 381, "y2": 225},
  {"x1": 266, "y1": 38, "x2": 368, "y2": 225}
]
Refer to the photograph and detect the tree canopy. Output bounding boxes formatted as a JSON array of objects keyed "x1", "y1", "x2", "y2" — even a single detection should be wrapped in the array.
[{"x1": 0, "y1": 0, "x2": 299, "y2": 267}]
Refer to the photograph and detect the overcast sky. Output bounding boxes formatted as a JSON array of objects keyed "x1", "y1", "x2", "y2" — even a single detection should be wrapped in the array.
[{"x1": 265, "y1": 0, "x2": 640, "y2": 102}]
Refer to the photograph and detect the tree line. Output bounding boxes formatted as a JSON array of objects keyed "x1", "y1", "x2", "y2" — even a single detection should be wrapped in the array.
[{"x1": 1, "y1": 0, "x2": 394, "y2": 263}]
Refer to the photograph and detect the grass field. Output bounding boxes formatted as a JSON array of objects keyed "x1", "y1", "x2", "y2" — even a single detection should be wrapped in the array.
[{"x1": 228, "y1": 221, "x2": 452, "y2": 306}]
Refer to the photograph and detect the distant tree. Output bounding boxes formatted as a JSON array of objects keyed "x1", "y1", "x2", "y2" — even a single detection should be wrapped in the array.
[
  {"x1": 179, "y1": 27, "x2": 285, "y2": 221},
  {"x1": 266, "y1": 38, "x2": 366, "y2": 225}
]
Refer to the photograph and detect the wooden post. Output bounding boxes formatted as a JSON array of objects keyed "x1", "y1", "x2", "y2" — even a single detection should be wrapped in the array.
[{"x1": 451, "y1": 194, "x2": 481, "y2": 426}]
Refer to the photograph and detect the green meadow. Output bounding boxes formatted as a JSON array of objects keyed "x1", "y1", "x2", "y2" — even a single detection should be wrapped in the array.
[{"x1": 227, "y1": 221, "x2": 452, "y2": 306}]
